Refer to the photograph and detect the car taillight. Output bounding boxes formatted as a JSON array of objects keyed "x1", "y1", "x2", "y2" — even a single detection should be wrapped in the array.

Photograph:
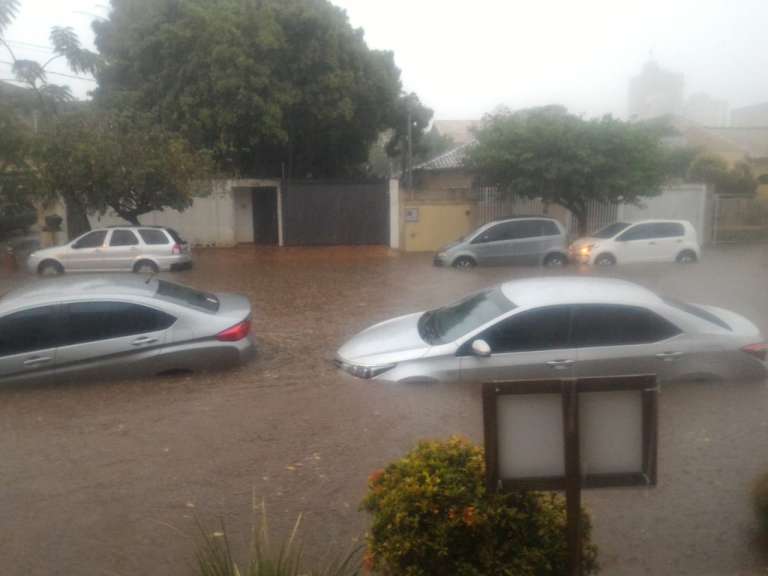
[
  {"x1": 172, "y1": 243, "x2": 181, "y2": 255},
  {"x1": 216, "y1": 319, "x2": 251, "y2": 342},
  {"x1": 741, "y1": 342, "x2": 768, "y2": 361}
]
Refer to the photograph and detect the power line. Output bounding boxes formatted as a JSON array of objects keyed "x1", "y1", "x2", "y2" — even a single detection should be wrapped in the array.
[
  {"x1": 0, "y1": 60, "x2": 96, "y2": 82},
  {"x1": 3, "y1": 39, "x2": 55, "y2": 54}
]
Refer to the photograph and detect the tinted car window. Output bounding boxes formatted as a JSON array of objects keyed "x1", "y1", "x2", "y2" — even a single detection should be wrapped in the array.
[
  {"x1": 419, "y1": 288, "x2": 516, "y2": 344},
  {"x1": 72, "y1": 230, "x2": 107, "y2": 249},
  {"x1": 477, "y1": 305, "x2": 571, "y2": 353},
  {"x1": 616, "y1": 223, "x2": 657, "y2": 242},
  {"x1": 653, "y1": 222, "x2": 685, "y2": 238},
  {"x1": 138, "y1": 229, "x2": 170, "y2": 245},
  {"x1": 539, "y1": 220, "x2": 560, "y2": 236},
  {"x1": 593, "y1": 222, "x2": 631, "y2": 238},
  {"x1": 0, "y1": 306, "x2": 59, "y2": 357},
  {"x1": 156, "y1": 280, "x2": 220, "y2": 312},
  {"x1": 166, "y1": 228, "x2": 186, "y2": 244},
  {"x1": 508, "y1": 220, "x2": 543, "y2": 239},
  {"x1": 571, "y1": 304, "x2": 680, "y2": 347},
  {"x1": 63, "y1": 302, "x2": 176, "y2": 346},
  {"x1": 663, "y1": 298, "x2": 731, "y2": 330},
  {"x1": 471, "y1": 223, "x2": 508, "y2": 244},
  {"x1": 110, "y1": 230, "x2": 139, "y2": 246}
]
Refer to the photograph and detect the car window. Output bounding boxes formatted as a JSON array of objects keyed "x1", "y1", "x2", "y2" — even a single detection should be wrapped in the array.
[
  {"x1": 63, "y1": 302, "x2": 176, "y2": 346},
  {"x1": 539, "y1": 220, "x2": 560, "y2": 236},
  {"x1": 571, "y1": 304, "x2": 680, "y2": 347},
  {"x1": 508, "y1": 220, "x2": 543, "y2": 239},
  {"x1": 138, "y1": 229, "x2": 170, "y2": 245},
  {"x1": 474, "y1": 305, "x2": 571, "y2": 354},
  {"x1": 0, "y1": 306, "x2": 60, "y2": 357},
  {"x1": 418, "y1": 287, "x2": 516, "y2": 344},
  {"x1": 72, "y1": 230, "x2": 108, "y2": 249},
  {"x1": 616, "y1": 223, "x2": 657, "y2": 242},
  {"x1": 471, "y1": 223, "x2": 508, "y2": 244},
  {"x1": 593, "y1": 222, "x2": 631, "y2": 238},
  {"x1": 653, "y1": 222, "x2": 685, "y2": 238},
  {"x1": 663, "y1": 298, "x2": 731, "y2": 330},
  {"x1": 166, "y1": 228, "x2": 187, "y2": 244},
  {"x1": 110, "y1": 230, "x2": 139, "y2": 247},
  {"x1": 156, "y1": 280, "x2": 220, "y2": 312}
]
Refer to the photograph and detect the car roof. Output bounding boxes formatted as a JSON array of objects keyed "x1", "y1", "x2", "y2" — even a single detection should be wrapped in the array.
[
  {"x1": 0, "y1": 275, "x2": 159, "y2": 311},
  {"x1": 499, "y1": 276, "x2": 662, "y2": 308},
  {"x1": 623, "y1": 219, "x2": 692, "y2": 225},
  {"x1": 103, "y1": 225, "x2": 169, "y2": 229}
]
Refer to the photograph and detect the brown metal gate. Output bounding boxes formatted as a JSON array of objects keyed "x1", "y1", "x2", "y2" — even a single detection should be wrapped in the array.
[{"x1": 282, "y1": 180, "x2": 389, "y2": 245}]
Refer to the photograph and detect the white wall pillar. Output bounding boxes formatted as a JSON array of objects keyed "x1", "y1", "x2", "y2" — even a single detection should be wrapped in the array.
[{"x1": 389, "y1": 178, "x2": 400, "y2": 249}]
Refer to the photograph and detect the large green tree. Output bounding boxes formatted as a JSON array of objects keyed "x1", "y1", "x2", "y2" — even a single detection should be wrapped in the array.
[
  {"x1": 34, "y1": 111, "x2": 212, "y2": 228},
  {"x1": 466, "y1": 106, "x2": 672, "y2": 234},
  {"x1": 92, "y1": 0, "x2": 413, "y2": 178},
  {"x1": 688, "y1": 153, "x2": 758, "y2": 196}
]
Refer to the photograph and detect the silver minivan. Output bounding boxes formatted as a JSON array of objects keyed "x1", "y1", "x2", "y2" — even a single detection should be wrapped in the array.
[
  {"x1": 27, "y1": 226, "x2": 192, "y2": 275},
  {"x1": 433, "y1": 217, "x2": 568, "y2": 268}
]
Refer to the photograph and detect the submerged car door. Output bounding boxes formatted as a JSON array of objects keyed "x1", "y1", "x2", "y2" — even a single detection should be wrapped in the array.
[
  {"x1": 62, "y1": 230, "x2": 109, "y2": 270},
  {"x1": 105, "y1": 229, "x2": 141, "y2": 270},
  {"x1": 571, "y1": 304, "x2": 684, "y2": 380},
  {"x1": 458, "y1": 305, "x2": 577, "y2": 382},
  {"x1": 613, "y1": 223, "x2": 659, "y2": 263},
  {"x1": 469, "y1": 222, "x2": 514, "y2": 265},
  {"x1": 0, "y1": 305, "x2": 60, "y2": 382},
  {"x1": 56, "y1": 301, "x2": 176, "y2": 381}
]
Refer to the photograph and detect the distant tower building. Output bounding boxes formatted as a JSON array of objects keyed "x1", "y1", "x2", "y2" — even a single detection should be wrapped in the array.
[
  {"x1": 683, "y1": 92, "x2": 729, "y2": 127},
  {"x1": 628, "y1": 61, "x2": 684, "y2": 120}
]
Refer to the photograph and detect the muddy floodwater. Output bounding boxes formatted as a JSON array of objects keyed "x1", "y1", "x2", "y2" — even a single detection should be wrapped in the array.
[{"x1": 1, "y1": 244, "x2": 768, "y2": 575}]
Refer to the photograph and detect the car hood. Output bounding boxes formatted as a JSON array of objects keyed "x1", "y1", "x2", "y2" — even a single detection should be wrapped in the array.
[
  {"x1": 28, "y1": 246, "x2": 63, "y2": 259},
  {"x1": 438, "y1": 239, "x2": 463, "y2": 252},
  {"x1": 337, "y1": 312, "x2": 430, "y2": 365}
]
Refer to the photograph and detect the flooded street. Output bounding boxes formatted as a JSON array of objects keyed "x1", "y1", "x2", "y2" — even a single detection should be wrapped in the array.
[{"x1": 1, "y1": 245, "x2": 768, "y2": 575}]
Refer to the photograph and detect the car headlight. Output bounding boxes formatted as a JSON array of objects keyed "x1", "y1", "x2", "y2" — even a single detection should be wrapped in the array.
[
  {"x1": 336, "y1": 360, "x2": 396, "y2": 379},
  {"x1": 579, "y1": 243, "x2": 595, "y2": 255}
]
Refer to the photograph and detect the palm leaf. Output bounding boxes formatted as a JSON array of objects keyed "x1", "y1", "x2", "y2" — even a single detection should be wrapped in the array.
[{"x1": 0, "y1": 0, "x2": 20, "y2": 34}]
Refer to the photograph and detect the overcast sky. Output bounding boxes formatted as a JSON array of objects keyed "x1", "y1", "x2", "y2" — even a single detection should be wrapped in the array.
[{"x1": 3, "y1": 0, "x2": 768, "y2": 120}]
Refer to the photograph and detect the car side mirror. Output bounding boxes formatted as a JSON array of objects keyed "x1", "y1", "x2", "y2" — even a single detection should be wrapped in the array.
[{"x1": 471, "y1": 339, "x2": 491, "y2": 357}]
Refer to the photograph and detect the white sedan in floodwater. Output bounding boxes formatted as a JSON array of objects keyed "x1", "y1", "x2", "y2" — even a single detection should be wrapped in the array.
[{"x1": 336, "y1": 277, "x2": 767, "y2": 385}]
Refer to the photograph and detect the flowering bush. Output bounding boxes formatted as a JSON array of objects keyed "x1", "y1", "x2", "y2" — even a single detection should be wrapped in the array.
[{"x1": 361, "y1": 437, "x2": 598, "y2": 576}]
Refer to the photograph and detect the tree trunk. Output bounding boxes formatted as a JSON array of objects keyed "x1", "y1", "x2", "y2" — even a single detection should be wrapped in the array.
[
  {"x1": 122, "y1": 213, "x2": 141, "y2": 225},
  {"x1": 64, "y1": 196, "x2": 90, "y2": 240}
]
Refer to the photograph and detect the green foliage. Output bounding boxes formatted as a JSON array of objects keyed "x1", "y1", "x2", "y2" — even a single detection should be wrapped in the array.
[
  {"x1": 753, "y1": 471, "x2": 768, "y2": 532},
  {"x1": 0, "y1": 0, "x2": 20, "y2": 34},
  {"x1": 466, "y1": 106, "x2": 671, "y2": 234},
  {"x1": 361, "y1": 437, "x2": 599, "y2": 576},
  {"x1": 195, "y1": 504, "x2": 361, "y2": 576},
  {"x1": 688, "y1": 153, "x2": 758, "y2": 196},
  {"x1": 33, "y1": 110, "x2": 213, "y2": 226},
  {"x1": 93, "y1": 0, "x2": 411, "y2": 178}
]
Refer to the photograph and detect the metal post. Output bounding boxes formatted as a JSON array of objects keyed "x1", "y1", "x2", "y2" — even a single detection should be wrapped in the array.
[
  {"x1": 406, "y1": 106, "x2": 413, "y2": 194},
  {"x1": 563, "y1": 380, "x2": 582, "y2": 576}
]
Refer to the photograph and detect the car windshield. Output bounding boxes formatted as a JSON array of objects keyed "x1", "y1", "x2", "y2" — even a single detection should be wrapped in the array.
[
  {"x1": 155, "y1": 280, "x2": 219, "y2": 312},
  {"x1": 592, "y1": 222, "x2": 631, "y2": 238},
  {"x1": 166, "y1": 228, "x2": 187, "y2": 244},
  {"x1": 418, "y1": 287, "x2": 515, "y2": 345}
]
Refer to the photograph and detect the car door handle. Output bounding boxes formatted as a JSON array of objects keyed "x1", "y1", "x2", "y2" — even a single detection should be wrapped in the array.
[
  {"x1": 546, "y1": 359, "x2": 574, "y2": 369},
  {"x1": 131, "y1": 336, "x2": 158, "y2": 346},
  {"x1": 656, "y1": 351, "x2": 683, "y2": 360},
  {"x1": 23, "y1": 356, "x2": 53, "y2": 366}
]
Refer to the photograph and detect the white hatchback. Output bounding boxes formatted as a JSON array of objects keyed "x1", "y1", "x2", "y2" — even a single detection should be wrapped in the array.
[{"x1": 569, "y1": 220, "x2": 701, "y2": 266}]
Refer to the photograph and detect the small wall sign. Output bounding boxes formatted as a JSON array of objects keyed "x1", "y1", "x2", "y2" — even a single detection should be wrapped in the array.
[{"x1": 404, "y1": 207, "x2": 420, "y2": 222}]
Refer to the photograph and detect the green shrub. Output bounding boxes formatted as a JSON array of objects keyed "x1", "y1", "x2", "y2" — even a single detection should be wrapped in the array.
[
  {"x1": 361, "y1": 437, "x2": 598, "y2": 576},
  {"x1": 753, "y1": 471, "x2": 768, "y2": 532},
  {"x1": 195, "y1": 504, "x2": 361, "y2": 576}
]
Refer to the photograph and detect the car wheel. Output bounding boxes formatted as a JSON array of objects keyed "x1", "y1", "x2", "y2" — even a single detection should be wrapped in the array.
[
  {"x1": 543, "y1": 252, "x2": 568, "y2": 268},
  {"x1": 676, "y1": 250, "x2": 698, "y2": 264},
  {"x1": 594, "y1": 253, "x2": 616, "y2": 267},
  {"x1": 134, "y1": 260, "x2": 159, "y2": 274},
  {"x1": 38, "y1": 260, "x2": 63, "y2": 276},
  {"x1": 452, "y1": 256, "x2": 476, "y2": 269}
]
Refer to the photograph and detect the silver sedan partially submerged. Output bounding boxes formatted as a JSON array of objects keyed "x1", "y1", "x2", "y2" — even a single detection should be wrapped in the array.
[
  {"x1": 336, "y1": 277, "x2": 767, "y2": 384},
  {"x1": 0, "y1": 276, "x2": 254, "y2": 385}
]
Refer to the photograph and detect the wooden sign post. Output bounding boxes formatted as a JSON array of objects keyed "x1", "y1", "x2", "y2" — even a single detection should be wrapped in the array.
[{"x1": 483, "y1": 375, "x2": 659, "y2": 576}]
